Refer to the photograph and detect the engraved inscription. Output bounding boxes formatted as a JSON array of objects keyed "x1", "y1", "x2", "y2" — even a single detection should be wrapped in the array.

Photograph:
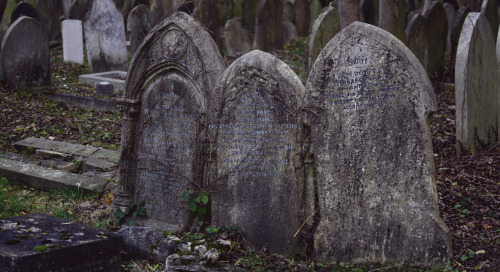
[{"x1": 325, "y1": 56, "x2": 401, "y2": 111}]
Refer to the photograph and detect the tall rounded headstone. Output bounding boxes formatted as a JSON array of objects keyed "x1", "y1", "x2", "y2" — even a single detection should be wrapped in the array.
[
  {"x1": 305, "y1": 21, "x2": 451, "y2": 265},
  {"x1": 83, "y1": 0, "x2": 128, "y2": 72},
  {"x1": 1, "y1": 16, "x2": 50, "y2": 90},
  {"x1": 307, "y1": 7, "x2": 341, "y2": 72},
  {"x1": 210, "y1": 50, "x2": 306, "y2": 257},
  {"x1": 127, "y1": 4, "x2": 153, "y2": 57},
  {"x1": 35, "y1": 0, "x2": 63, "y2": 41},
  {"x1": 455, "y1": 13, "x2": 498, "y2": 151},
  {"x1": 114, "y1": 11, "x2": 225, "y2": 231},
  {"x1": 253, "y1": 0, "x2": 283, "y2": 51},
  {"x1": 406, "y1": 13, "x2": 428, "y2": 69},
  {"x1": 424, "y1": 1, "x2": 447, "y2": 77},
  {"x1": 10, "y1": 2, "x2": 40, "y2": 24},
  {"x1": 62, "y1": 19, "x2": 84, "y2": 65}
]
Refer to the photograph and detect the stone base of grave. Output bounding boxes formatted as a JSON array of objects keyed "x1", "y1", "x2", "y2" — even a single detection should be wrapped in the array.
[
  {"x1": 79, "y1": 71, "x2": 127, "y2": 92},
  {"x1": 0, "y1": 213, "x2": 122, "y2": 272}
]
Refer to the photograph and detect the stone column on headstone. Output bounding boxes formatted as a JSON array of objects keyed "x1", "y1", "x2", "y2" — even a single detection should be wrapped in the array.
[
  {"x1": 62, "y1": 19, "x2": 84, "y2": 64},
  {"x1": 455, "y1": 13, "x2": 498, "y2": 151},
  {"x1": 209, "y1": 50, "x2": 307, "y2": 257},
  {"x1": 253, "y1": 0, "x2": 283, "y2": 51},
  {"x1": 305, "y1": 21, "x2": 452, "y2": 265}
]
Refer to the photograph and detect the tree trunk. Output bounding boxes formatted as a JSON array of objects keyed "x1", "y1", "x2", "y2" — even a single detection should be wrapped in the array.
[
  {"x1": 338, "y1": 0, "x2": 359, "y2": 29},
  {"x1": 379, "y1": 0, "x2": 394, "y2": 33},
  {"x1": 295, "y1": 0, "x2": 309, "y2": 36}
]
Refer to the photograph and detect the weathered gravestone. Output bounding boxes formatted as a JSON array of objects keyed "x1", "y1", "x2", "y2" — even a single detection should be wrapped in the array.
[
  {"x1": 10, "y1": 1, "x2": 39, "y2": 24},
  {"x1": 224, "y1": 18, "x2": 252, "y2": 57},
  {"x1": 35, "y1": 0, "x2": 62, "y2": 41},
  {"x1": 307, "y1": 7, "x2": 341, "y2": 73},
  {"x1": 406, "y1": 13, "x2": 428, "y2": 69},
  {"x1": 209, "y1": 50, "x2": 307, "y2": 257},
  {"x1": 455, "y1": 13, "x2": 498, "y2": 151},
  {"x1": 481, "y1": 0, "x2": 499, "y2": 40},
  {"x1": 424, "y1": 1, "x2": 447, "y2": 76},
  {"x1": 253, "y1": 0, "x2": 283, "y2": 51},
  {"x1": 83, "y1": 0, "x2": 128, "y2": 73},
  {"x1": 62, "y1": 19, "x2": 84, "y2": 64},
  {"x1": 114, "y1": 11, "x2": 225, "y2": 231},
  {"x1": 127, "y1": 4, "x2": 153, "y2": 56},
  {"x1": 282, "y1": 21, "x2": 298, "y2": 44},
  {"x1": 0, "y1": 213, "x2": 122, "y2": 272},
  {"x1": 450, "y1": 7, "x2": 470, "y2": 71},
  {"x1": 443, "y1": 3, "x2": 456, "y2": 56},
  {"x1": 1, "y1": 16, "x2": 50, "y2": 91},
  {"x1": 304, "y1": 22, "x2": 452, "y2": 265},
  {"x1": 242, "y1": 0, "x2": 258, "y2": 28}
]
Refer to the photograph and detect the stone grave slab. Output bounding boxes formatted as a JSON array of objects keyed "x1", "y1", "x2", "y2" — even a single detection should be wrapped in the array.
[
  {"x1": 0, "y1": 213, "x2": 122, "y2": 272},
  {"x1": 1, "y1": 16, "x2": 50, "y2": 91},
  {"x1": 83, "y1": 0, "x2": 128, "y2": 73},
  {"x1": 223, "y1": 18, "x2": 252, "y2": 57},
  {"x1": 455, "y1": 13, "x2": 498, "y2": 150},
  {"x1": 114, "y1": 11, "x2": 225, "y2": 231},
  {"x1": 253, "y1": 0, "x2": 283, "y2": 51},
  {"x1": 210, "y1": 50, "x2": 306, "y2": 257},
  {"x1": 79, "y1": 71, "x2": 127, "y2": 91},
  {"x1": 304, "y1": 22, "x2": 451, "y2": 265},
  {"x1": 307, "y1": 7, "x2": 340, "y2": 72},
  {"x1": 0, "y1": 157, "x2": 117, "y2": 194},
  {"x1": 424, "y1": 1, "x2": 447, "y2": 76},
  {"x1": 127, "y1": 4, "x2": 153, "y2": 57},
  {"x1": 62, "y1": 19, "x2": 84, "y2": 65}
]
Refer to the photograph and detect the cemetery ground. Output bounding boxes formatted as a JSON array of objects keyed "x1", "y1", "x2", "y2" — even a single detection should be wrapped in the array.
[{"x1": 0, "y1": 43, "x2": 499, "y2": 272}]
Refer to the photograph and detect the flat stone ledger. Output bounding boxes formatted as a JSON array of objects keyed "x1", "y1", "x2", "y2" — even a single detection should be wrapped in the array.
[
  {"x1": 305, "y1": 22, "x2": 451, "y2": 265},
  {"x1": 210, "y1": 50, "x2": 306, "y2": 257},
  {"x1": 116, "y1": 11, "x2": 225, "y2": 231},
  {"x1": 0, "y1": 213, "x2": 122, "y2": 272}
]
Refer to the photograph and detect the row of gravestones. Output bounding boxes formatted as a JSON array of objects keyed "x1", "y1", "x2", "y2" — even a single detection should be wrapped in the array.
[{"x1": 113, "y1": 11, "x2": 454, "y2": 265}]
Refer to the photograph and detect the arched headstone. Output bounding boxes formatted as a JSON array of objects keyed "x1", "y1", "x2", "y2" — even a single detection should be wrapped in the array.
[
  {"x1": 210, "y1": 50, "x2": 306, "y2": 257},
  {"x1": 406, "y1": 13, "x2": 428, "y2": 69},
  {"x1": 455, "y1": 13, "x2": 498, "y2": 151},
  {"x1": 305, "y1": 21, "x2": 451, "y2": 265},
  {"x1": 307, "y1": 7, "x2": 340, "y2": 73},
  {"x1": 127, "y1": 4, "x2": 153, "y2": 56},
  {"x1": 114, "y1": 11, "x2": 225, "y2": 231},
  {"x1": 1, "y1": 16, "x2": 50, "y2": 90},
  {"x1": 11, "y1": 2, "x2": 39, "y2": 24},
  {"x1": 83, "y1": 0, "x2": 128, "y2": 72},
  {"x1": 424, "y1": 1, "x2": 447, "y2": 76}
]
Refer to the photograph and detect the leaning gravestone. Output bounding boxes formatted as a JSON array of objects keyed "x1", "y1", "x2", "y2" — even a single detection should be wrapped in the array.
[
  {"x1": 83, "y1": 0, "x2": 128, "y2": 73},
  {"x1": 305, "y1": 22, "x2": 452, "y2": 265},
  {"x1": 1, "y1": 16, "x2": 50, "y2": 91},
  {"x1": 424, "y1": 1, "x2": 447, "y2": 76},
  {"x1": 455, "y1": 13, "x2": 498, "y2": 151},
  {"x1": 481, "y1": 0, "x2": 499, "y2": 41},
  {"x1": 35, "y1": 0, "x2": 62, "y2": 41},
  {"x1": 223, "y1": 18, "x2": 252, "y2": 57},
  {"x1": 210, "y1": 50, "x2": 306, "y2": 257},
  {"x1": 307, "y1": 7, "x2": 341, "y2": 72},
  {"x1": 10, "y1": 1, "x2": 39, "y2": 24},
  {"x1": 62, "y1": 20, "x2": 84, "y2": 64},
  {"x1": 114, "y1": 11, "x2": 225, "y2": 231},
  {"x1": 127, "y1": 4, "x2": 153, "y2": 56},
  {"x1": 406, "y1": 13, "x2": 428, "y2": 69},
  {"x1": 253, "y1": 0, "x2": 283, "y2": 51}
]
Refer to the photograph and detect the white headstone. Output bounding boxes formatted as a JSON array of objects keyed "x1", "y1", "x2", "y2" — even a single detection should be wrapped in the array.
[{"x1": 62, "y1": 19, "x2": 84, "y2": 65}]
